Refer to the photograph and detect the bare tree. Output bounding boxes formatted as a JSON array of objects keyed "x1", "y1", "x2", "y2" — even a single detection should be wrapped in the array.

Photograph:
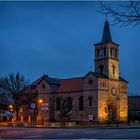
[
  {"x1": 105, "y1": 98, "x2": 117, "y2": 124},
  {"x1": 0, "y1": 72, "x2": 29, "y2": 117},
  {"x1": 59, "y1": 98, "x2": 72, "y2": 128},
  {"x1": 99, "y1": 1, "x2": 140, "y2": 26}
]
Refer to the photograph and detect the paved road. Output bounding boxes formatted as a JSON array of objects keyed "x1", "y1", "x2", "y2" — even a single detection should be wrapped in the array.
[{"x1": 0, "y1": 127, "x2": 140, "y2": 139}]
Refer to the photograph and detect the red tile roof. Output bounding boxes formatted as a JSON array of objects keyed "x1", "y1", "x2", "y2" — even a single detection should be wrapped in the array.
[{"x1": 56, "y1": 77, "x2": 83, "y2": 93}]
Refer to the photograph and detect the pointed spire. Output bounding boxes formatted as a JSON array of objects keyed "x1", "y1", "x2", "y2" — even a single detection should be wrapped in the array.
[{"x1": 101, "y1": 19, "x2": 112, "y2": 43}]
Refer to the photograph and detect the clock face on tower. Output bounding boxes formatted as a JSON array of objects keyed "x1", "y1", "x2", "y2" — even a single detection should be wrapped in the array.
[{"x1": 111, "y1": 88, "x2": 117, "y2": 96}]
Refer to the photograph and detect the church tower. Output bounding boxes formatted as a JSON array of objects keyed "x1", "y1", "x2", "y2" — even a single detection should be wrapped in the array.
[{"x1": 94, "y1": 20, "x2": 119, "y2": 80}]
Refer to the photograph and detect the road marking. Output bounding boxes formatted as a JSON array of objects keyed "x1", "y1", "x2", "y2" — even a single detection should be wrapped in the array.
[
  {"x1": 80, "y1": 138, "x2": 97, "y2": 140},
  {"x1": 58, "y1": 133, "x2": 72, "y2": 136},
  {"x1": 115, "y1": 132, "x2": 138, "y2": 137},
  {"x1": 23, "y1": 135, "x2": 42, "y2": 138}
]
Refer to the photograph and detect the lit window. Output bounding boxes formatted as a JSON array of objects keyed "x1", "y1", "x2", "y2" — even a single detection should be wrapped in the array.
[{"x1": 113, "y1": 66, "x2": 115, "y2": 75}]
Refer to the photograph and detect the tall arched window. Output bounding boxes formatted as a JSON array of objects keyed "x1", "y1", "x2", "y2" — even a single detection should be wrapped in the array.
[
  {"x1": 99, "y1": 65, "x2": 104, "y2": 75},
  {"x1": 104, "y1": 48, "x2": 106, "y2": 56},
  {"x1": 67, "y1": 97, "x2": 72, "y2": 111},
  {"x1": 110, "y1": 48, "x2": 113, "y2": 56},
  {"x1": 56, "y1": 97, "x2": 61, "y2": 111},
  {"x1": 79, "y1": 96, "x2": 84, "y2": 111},
  {"x1": 88, "y1": 96, "x2": 92, "y2": 106},
  {"x1": 112, "y1": 65, "x2": 116, "y2": 75},
  {"x1": 115, "y1": 49, "x2": 118, "y2": 57},
  {"x1": 97, "y1": 49, "x2": 99, "y2": 57}
]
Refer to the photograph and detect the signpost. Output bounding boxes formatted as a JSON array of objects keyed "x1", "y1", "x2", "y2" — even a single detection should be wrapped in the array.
[
  {"x1": 41, "y1": 107, "x2": 48, "y2": 111},
  {"x1": 31, "y1": 103, "x2": 35, "y2": 109},
  {"x1": 88, "y1": 115, "x2": 93, "y2": 121},
  {"x1": 31, "y1": 103, "x2": 36, "y2": 127},
  {"x1": 40, "y1": 102, "x2": 49, "y2": 126}
]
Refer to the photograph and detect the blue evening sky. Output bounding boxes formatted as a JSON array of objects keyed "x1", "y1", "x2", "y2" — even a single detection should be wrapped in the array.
[{"x1": 0, "y1": 1, "x2": 140, "y2": 95}]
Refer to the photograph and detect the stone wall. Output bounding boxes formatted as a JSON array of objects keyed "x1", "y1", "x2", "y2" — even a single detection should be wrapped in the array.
[{"x1": 97, "y1": 78, "x2": 128, "y2": 122}]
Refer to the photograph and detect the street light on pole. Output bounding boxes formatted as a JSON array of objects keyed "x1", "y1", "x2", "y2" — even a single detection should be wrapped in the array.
[
  {"x1": 38, "y1": 99, "x2": 44, "y2": 126},
  {"x1": 9, "y1": 105, "x2": 13, "y2": 123}
]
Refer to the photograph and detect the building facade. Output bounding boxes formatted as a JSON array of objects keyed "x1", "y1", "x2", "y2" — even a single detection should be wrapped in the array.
[
  {"x1": 128, "y1": 96, "x2": 140, "y2": 121},
  {"x1": 17, "y1": 20, "x2": 128, "y2": 124}
]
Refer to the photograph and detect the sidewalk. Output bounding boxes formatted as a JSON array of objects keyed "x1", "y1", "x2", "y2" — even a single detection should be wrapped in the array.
[
  {"x1": 1, "y1": 122, "x2": 140, "y2": 129},
  {"x1": 97, "y1": 123, "x2": 140, "y2": 129}
]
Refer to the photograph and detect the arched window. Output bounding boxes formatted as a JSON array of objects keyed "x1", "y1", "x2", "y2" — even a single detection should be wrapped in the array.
[
  {"x1": 56, "y1": 97, "x2": 61, "y2": 111},
  {"x1": 79, "y1": 96, "x2": 84, "y2": 111},
  {"x1": 104, "y1": 48, "x2": 106, "y2": 56},
  {"x1": 67, "y1": 97, "x2": 72, "y2": 111},
  {"x1": 113, "y1": 66, "x2": 115, "y2": 75},
  {"x1": 110, "y1": 48, "x2": 113, "y2": 56},
  {"x1": 96, "y1": 49, "x2": 99, "y2": 57},
  {"x1": 99, "y1": 65, "x2": 104, "y2": 75},
  {"x1": 115, "y1": 49, "x2": 118, "y2": 57},
  {"x1": 88, "y1": 96, "x2": 92, "y2": 106}
]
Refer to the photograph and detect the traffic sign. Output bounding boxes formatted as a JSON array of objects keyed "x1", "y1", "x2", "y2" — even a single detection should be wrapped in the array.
[
  {"x1": 31, "y1": 103, "x2": 36, "y2": 109},
  {"x1": 88, "y1": 115, "x2": 93, "y2": 121},
  {"x1": 41, "y1": 107, "x2": 48, "y2": 110},
  {"x1": 41, "y1": 103, "x2": 48, "y2": 107}
]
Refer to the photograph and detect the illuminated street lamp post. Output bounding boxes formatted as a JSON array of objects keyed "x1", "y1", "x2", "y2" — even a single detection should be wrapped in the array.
[
  {"x1": 38, "y1": 99, "x2": 44, "y2": 126},
  {"x1": 9, "y1": 105, "x2": 13, "y2": 123},
  {"x1": 31, "y1": 103, "x2": 36, "y2": 127}
]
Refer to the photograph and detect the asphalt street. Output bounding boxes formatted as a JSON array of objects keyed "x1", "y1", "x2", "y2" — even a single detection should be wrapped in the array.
[{"x1": 0, "y1": 127, "x2": 140, "y2": 139}]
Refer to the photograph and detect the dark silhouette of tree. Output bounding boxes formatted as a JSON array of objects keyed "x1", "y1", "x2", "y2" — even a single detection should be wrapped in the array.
[
  {"x1": 59, "y1": 98, "x2": 72, "y2": 127},
  {"x1": 0, "y1": 72, "x2": 29, "y2": 118},
  {"x1": 105, "y1": 98, "x2": 117, "y2": 124},
  {"x1": 99, "y1": 1, "x2": 140, "y2": 26}
]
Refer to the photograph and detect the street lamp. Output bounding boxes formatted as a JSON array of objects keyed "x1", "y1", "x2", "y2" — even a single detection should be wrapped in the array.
[
  {"x1": 39, "y1": 99, "x2": 43, "y2": 104},
  {"x1": 9, "y1": 105, "x2": 13, "y2": 111},
  {"x1": 38, "y1": 99, "x2": 44, "y2": 126},
  {"x1": 9, "y1": 105, "x2": 13, "y2": 122}
]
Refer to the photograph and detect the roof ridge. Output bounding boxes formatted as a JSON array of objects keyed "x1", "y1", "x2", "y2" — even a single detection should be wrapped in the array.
[{"x1": 61, "y1": 76, "x2": 84, "y2": 80}]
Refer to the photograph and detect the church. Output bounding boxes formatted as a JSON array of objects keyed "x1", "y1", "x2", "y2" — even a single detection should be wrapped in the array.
[{"x1": 16, "y1": 20, "x2": 128, "y2": 124}]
